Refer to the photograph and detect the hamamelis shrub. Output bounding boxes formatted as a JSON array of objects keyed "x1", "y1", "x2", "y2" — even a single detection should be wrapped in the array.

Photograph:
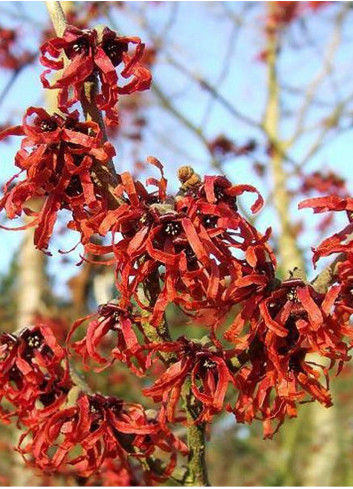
[{"x1": 0, "y1": 1, "x2": 353, "y2": 486}]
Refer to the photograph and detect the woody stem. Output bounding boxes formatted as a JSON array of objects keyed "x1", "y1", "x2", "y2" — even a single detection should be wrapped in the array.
[
  {"x1": 45, "y1": 1, "x2": 67, "y2": 36},
  {"x1": 182, "y1": 379, "x2": 210, "y2": 486},
  {"x1": 45, "y1": 2, "x2": 210, "y2": 484},
  {"x1": 140, "y1": 278, "x2": 210, "y2": 486}
]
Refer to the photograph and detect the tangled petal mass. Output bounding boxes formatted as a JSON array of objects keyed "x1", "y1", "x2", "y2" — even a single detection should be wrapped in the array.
[{"x1": 40, "y1": 25, "x2": 151, "y2": 125}]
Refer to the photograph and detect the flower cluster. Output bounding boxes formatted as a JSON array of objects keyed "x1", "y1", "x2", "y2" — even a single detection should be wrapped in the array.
[
  {"x1": 69, "y1": 301, "x2": 146, "y2": 375},
  {"x1": 258, "y1": 2, "x2": 330, "y2": 62},
  {"x1": 300, "y1": 194, "x2": 353, "y2": 322},
  {"x1": 0, "y1": 323, "x2": 186, "y2": 481},
  {"x1": 19, "y1": 392, "x2": 186, "y2": 479},
  {"x1": 63, "y1": 154, "x2": 353, "y2": 439},
  {"x1": 208, "y1": 135, "x2": 257, "y2": 159},
  {"x1": 227, "y1": 276, "x2": 351, "y2": 437},
  {"x1": 40, "y1": 25, "x2": 151, "y2": 125},
  {"x1": 265, "y1": 1, "x2": 329, "y2": 37},
  {"x1": 84, "y1": 161, "x2": 269, "y2": 329},
  {"x1": 300, "y1": 170, "x2": 347, "y2": 197},
  {"x1": 298, "y1": 171, "x2": 347, "y2": 234},
  {"x1": 0, "y1": 107, "x2": 114, "y2": 250},
  {"x1": 1, "y1": 7, "x2": 352, "y2": 484},
  {"x1": 143, "y1": 337, "x2": 236, "y2": 424},
  {"x1": 0, "y1": 323, "x2": 72, "y2": 426},
  {"x1": 299, "y1": 196, "x2": 353, "y2": 264}
]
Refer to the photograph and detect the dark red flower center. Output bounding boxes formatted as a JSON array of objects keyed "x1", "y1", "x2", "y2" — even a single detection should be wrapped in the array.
[
  {"x1": 70, "y1": 37, "x2": 90, "y2": 56},
  {"x1": 288, "y1": 352, "x2": 305, "y2": 372},
  {"x1": 213, "y1": 185, "x2": 237, "y2": 210},
  {"x1": 185, "y1": 246, "x2": 197, "y2": 266},
  {"x1": 66, "y1": 175, "x2": 83, "y2": 197},
  {"x1": 40, "y1": 119, "x2": 57, "y2": 132},
  {"x1": 202, "y1": 358, "x2": 216, "y2": 369},
  {"x1": 214, "y1": 185, "x2": 226, "y2": 201},
  {"x1": 278, "y1": 321, "x2": 300, "y2": 355},
  {"x1": 103, "y1": 39, "x2": 128, "y2": 67},
  {"x1": 203, "y1": 215, "x2": 218, "y2": 228},
  {"x1": 140, "y1": 213, "x2": 153, "y2": 227}
]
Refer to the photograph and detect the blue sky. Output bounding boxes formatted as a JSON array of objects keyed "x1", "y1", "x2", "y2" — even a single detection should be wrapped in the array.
[{"x1": 0, "y1": 1, "x2": 353, "y2": 294}]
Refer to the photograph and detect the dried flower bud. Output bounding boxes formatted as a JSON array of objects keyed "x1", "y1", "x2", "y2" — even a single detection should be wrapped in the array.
[{"x1": 177, "y1": 166, "x2": 201, "y2": 190}]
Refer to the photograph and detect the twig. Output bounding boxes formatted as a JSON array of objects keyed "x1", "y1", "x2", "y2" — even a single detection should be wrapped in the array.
[
  {"x1": 0, "y1": 69, "x2": 22, "y2": 109},
  {"x1": 81, "y1": 79, "x2": 121, "y2": 208},
  {"x1": 151, "y1": 83, "x2": 220, "y2": 169},
  {"x1": 290, "y1": 4, "x2": 349, "y2": 143},
  {"x1": 311, "y1": 253, "x2": 346, "y2": 293}
]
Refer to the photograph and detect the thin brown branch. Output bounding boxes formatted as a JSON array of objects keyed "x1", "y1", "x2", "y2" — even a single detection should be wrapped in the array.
[
  {"x1": 151, "y1": 83, "x2": 220, "y2": 169},
  {"x1": 81, "y1": 80, "x2": 121, "y2": 208},
  {"x1": 311, "y1": 253, "x2": 346, "y2": 293},
  {"x1": 290, "y1": 3, "x2": 349, "y2": 143}
]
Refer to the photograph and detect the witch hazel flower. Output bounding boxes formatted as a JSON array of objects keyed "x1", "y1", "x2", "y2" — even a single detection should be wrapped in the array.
[
  {"x1": 143, "y1": 337, "x2": 237, "y2": 423},
  {"x1": 19, "y1": 392, "x2": 187, "y2": 481},
  {"x1": 0, "y1": 323, "x2": 186, "y2": 481},
  {"x1": 40, "y1": 25, "x2": 152, "y2": 125},
  {"x1": 299, "y1": 195, "x2": 353, "y2": 263},
  {"x1": 299, "y1": 195, "x2": 353, "y2": 328},
  {"x1": 68, "y1": 301, "x2": 147, "y2": 375},
  {"x1": 227, "y1": 275, "x2": 352, "y2": 438},
  {"x1": 84, "y1": 159, "x2": 271, "y2": 327},
  {"x1": 0, "y1": 26, "x2": 34, "y2": 71},
  {"x1": 231, "y1": 350, "x2": 332, "y2": 439},
  {"x1": 0, "y1": 323, "x2": 72, "y2": 426},
  {"x1": 0, "y1": 107, "x2": 115, "y2": 250}
]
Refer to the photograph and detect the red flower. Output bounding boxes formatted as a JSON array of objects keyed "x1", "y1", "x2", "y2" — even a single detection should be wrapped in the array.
[
  {"x1": 69, "y1": 302, "x2": 147, "y2": 375},
  {"x1": 223, "y1": 244, "x2": 278, "y2": 349},
  {"x1": 299, "y1": 195, "x2": 353, "y2": 263},
  {"x1": 0, "y1": 324, "x2": 71, "y2": 426},
  {"x1": 0, "y1": 107, "x2": 115, "y2": 250},
  {"x1": 265, "y1": 1, "x2": 329, "y2": 37},
  {"x1": 307, "y1": 1, "x2": 330, "y2": 11},
  {"x1": 227, "y1": 277, "x2": 352, "y2": 437},
  {"x1": 231, "y1": 352, "x2": 332, "y2": 438},
  {"x1": 329, "y1": 253, "x2": 353, "y2": 322},
  {"x1": 298, "y1": 171, "x2": 348, "y2": 233},
  {"x1": 299, "y1": 195, "x2": 353, "y2": 325},
  {"x1": 143, "y1": 338, "x2": 236, "y2": 423},
  {"x1": 85, "y1": 160, "x2": 270, "y2": 327},
  {"x1": 19, "y1": 393, "x2": 186, "y2": 480},
  {"x1": 300, "y1": 170, "x2": 347, "y2": 197},
  {"x1": 40, "y1": 26, "x2": 151, "y2": 125},
  {"x1": 265, "y1": 2, "x2": 301, "y2": 37},
  {"x1": 88, "y1": 458, "x2": 141, "y2": 486},
  {"x1": 208, "y1": 135, "x2": 257, "y2": 159}
]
